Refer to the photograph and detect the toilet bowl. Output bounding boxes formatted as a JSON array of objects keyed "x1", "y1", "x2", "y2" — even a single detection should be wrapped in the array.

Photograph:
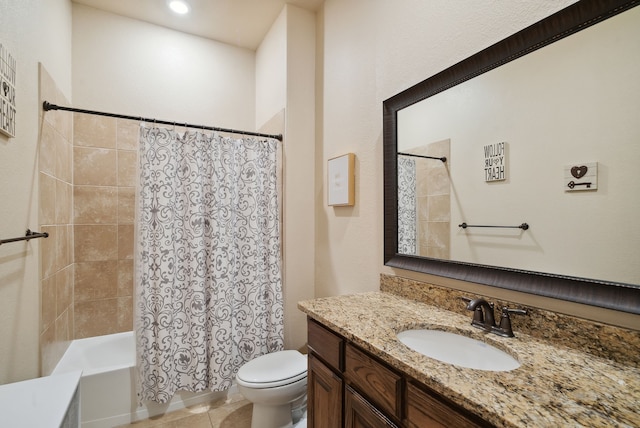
[{"x1": 236, "y1": 350, "x2": 308, "y2": 428}]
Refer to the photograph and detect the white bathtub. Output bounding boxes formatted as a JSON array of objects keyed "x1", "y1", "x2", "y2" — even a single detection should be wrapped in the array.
[{"x1": 53, "y1": 331, "x2": 231, "y2": 427}]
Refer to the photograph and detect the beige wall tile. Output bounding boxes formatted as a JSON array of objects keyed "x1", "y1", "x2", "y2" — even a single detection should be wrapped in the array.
[
  {"x1": 117, "y1": 119, "x2": 140, "y2": 150},
  {"x1": 55, "y1": 180, "x2": 73, "y2": 224},
  {"x1": 74, "y1": 299, "x2": 119, "y2": 339},
  {"x1": 118, "y1": 187, "x2": 135, "y2": 223},
  {"x1": 66, "y1": 224, "x2": 74, "y2": 268},
  {"x1": 117, "y1": 259, "x2": 133, "y2": 297},
  {"x1": 41, "y1": 276, "x2": 56, "y2": 333},
  {"x1": 426, "y1": 221, "x2": 450, "y2": 249},
  {"x1": 417, "y1": 196, "x2": 428, "y2": 221},
  {"x1": 427, "y1": 246, "x2": 450, "y2": 259},
  {"x1": 40, "y1": 225, "x2": 56, "y2": 279},
  {"x1": 39, "y1": 65, "x2": 57, "y2": 119},
  {"x1": 40, "y1": 64, "x2": 72, "y2": 143},
  {"x1": 73, "y1": 147, "x2": 117, "y2": 186},
  {"x1": 54, "y1": 308, "x2": 71, "y2": 345},
  {"x1": 39, "y1": 173, "x2": 56, "y2": 226},
  {"x1": 117, "y1": 296, "x2": 133, "y2": 332},
  {"x1": 55, "y1": 265, "x2": 74, "y2": 317},
  {"x1": 74, "y1": 186, "x2": 118, "y2": 224},
  {"x1": 74, "y1": 224, "x2": 118, "y2": 262},
  {"x1": 39, "y1": 326, "x2": 56, "y2": 376},
  {"x1": 54, "y1": 130, "x2": 70, "y2": 183},
  {"x1": 426, "y1": 165, "x2": 450, "y2": 196},
  {"x1": 61, "y1": 138, "x2": 73, "y2": 184},
  {"x1": 75, "y1": 261, "x2": 117, "y2": 301},
  {"x1": 427, "y1": 194, "x2": 450, "y2": 222},
  {"x1": 118, "y1": 224, "x2": 134, "y2": 260},
  {"x1": 55, "y1": 225, "x2": 70, "y2": 272},
  {"x1": 74, "y1": 113, "x2": 116, "y2": 148},
  {"x1": 39, "y1": 121, "x2": 59, "y2": 177},
  {"x1": 117, "y1": 150, "x2": 137, "y2": 187}
]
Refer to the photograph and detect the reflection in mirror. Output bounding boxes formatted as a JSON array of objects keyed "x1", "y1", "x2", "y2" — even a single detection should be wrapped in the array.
[
  {"x1": 383, "y1": 1, "x2": 640, "y2": 314},
  {"x1": 398, "y1": 141, "x2": 450, "y2": 259},
  {"x1": 396, "y1": 6, "x2": 640, "y2": 286}
]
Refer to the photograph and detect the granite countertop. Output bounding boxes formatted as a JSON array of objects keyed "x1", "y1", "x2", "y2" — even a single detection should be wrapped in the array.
[{"x1": 298, "y1": 292, "x2": 640, "y2": 428}]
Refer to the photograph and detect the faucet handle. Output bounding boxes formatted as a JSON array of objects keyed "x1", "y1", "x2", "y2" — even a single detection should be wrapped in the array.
[{"x1": 494, "y1": 307, "x2": 527, "y2": 337}]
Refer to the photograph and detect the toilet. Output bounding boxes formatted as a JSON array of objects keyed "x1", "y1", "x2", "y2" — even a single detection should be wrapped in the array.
[{"x1": 236, "y1": 350, "x2": 308, "y2": 428}]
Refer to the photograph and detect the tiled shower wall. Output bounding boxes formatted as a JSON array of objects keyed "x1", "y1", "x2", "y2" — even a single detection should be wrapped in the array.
[
  {"x1": 39, "y1": 65, "x2": 75, "y2": 375},
  {"x1": 38, "y1": 65, "x2": 139, "y2": 374},
  {"x1": 72, "y1": 114, "x2": 137, "y2": 338}
]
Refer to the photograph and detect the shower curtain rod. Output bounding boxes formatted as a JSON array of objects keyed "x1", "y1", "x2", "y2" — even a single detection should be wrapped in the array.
[{"x1": 43, "y1": 102, "x2": 283, "y2": 141}]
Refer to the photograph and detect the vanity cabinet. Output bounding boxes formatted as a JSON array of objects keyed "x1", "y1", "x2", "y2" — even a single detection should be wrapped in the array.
[{"x1": 307, "y1": 317, "x2": 494, "y2": 428}]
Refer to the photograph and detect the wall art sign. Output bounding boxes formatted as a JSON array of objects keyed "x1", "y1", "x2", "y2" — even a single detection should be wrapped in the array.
[
  {"x1": 0, "y1": 42, "x2": 17, "y2": 138},
  {"x1": 328, "y1": 153, "x2": 355, "y2": 206},
  {"x1": 564, "y1": 162, "x2": 598, "y2": 191},
  {"x1": 484, "y1": 141, "x2": 507, "y2": 182}
]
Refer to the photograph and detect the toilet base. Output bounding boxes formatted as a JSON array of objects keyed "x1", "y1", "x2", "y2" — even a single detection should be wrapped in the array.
[{"x1": 251, "y1": 402, "x2": 293, "y2": 428}]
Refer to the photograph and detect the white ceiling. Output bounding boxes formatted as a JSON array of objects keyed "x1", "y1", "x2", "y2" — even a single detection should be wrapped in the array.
[{"x1": 71, "y1": 0, "x2": 324, "y2": 50}]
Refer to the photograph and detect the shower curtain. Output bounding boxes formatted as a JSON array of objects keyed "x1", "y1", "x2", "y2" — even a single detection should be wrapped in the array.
[{"x1": 135, "y1": 126, "x2": 284, "y2": 403}]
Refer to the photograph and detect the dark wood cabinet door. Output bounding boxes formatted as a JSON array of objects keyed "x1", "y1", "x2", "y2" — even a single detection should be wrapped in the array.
[
  {"x1": 406, "y1": 382, "x2": 488, "y2": 428},
  {"x1": 345, "y1": 385, "x2": 397, "y2": 428},
  {"x1": 308, "y1": 352, "x2": 343, "y2": 428}
]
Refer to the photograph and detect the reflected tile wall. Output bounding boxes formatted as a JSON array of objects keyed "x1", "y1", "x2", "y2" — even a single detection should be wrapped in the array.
[{"x1": 409, "y1": 139, "x2": 451, "y2": 258}]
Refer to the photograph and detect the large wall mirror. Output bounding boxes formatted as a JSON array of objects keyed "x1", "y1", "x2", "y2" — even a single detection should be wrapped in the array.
[{"x1": 383, "y1": 0, "x2": 640, "y2": 314}]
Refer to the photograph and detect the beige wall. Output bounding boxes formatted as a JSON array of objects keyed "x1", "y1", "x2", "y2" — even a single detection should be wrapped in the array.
[
  {"x1": 256, "y1": 5, "x2": 317, "y2": 350},
  {"x1": 72, "y1": 4, "x2": 256, "y2": 129},
  {"x1": 0, "y1": 0, "x2": 72, "y2": 384},
  {"x1": 316, "y1": 0, "x2": 639, "y2": 330}
]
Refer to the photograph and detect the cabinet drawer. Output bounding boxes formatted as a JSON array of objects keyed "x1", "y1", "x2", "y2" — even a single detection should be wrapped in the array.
[
  {"x1": 345, "y1": 343, "x2": 403, "y2": 420},
  {"x1": 406, "y1": 382, "x2": 488, "y2": 428},
  {"x1": 307, "y1": 318, "x2": 344, "y2": 372}
]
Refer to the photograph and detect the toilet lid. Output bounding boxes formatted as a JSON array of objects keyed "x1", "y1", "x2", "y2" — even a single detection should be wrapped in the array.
[{"x1": 236, "y1": 350, "x2": 307, "y2": 388}]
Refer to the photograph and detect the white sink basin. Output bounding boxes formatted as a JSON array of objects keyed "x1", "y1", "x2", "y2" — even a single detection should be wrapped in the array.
[{"x1": 397, "y1": 329, "x2": 520, "y2": 371}]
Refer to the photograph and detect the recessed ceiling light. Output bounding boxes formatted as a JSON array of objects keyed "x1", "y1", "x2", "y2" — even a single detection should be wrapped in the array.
[{"x1": 168, "y1": 0, "x2": 190, "y2": 15}]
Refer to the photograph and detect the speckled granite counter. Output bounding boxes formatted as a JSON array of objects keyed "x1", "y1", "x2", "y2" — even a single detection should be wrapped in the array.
[{"x1": 298, "y1": 281, "x2": 640, "y2": 427}]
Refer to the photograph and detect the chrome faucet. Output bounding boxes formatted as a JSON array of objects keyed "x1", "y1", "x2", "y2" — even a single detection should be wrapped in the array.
[{"x1": 464, "y1": 297, "x2": 527, "y2": 337}]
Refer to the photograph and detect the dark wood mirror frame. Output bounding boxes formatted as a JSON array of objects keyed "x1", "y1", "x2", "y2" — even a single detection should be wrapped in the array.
[{"x1": 383, "y1": 0, "x2": 640, "y2": 315}]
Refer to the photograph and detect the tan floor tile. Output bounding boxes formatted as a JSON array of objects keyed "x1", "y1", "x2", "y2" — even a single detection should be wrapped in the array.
[
  {"x1": 209, "y1": 399, "x2": 252, "y2": 428},
  {"x1": 116, "y1": 393, "x2": 251, "y2": 428}
]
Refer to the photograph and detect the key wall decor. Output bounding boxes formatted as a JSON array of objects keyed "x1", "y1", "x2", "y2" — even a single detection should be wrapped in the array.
[
  {"x1": 328, "y1": 153, "x2": 355, "y2": 206},
  {"x1": 0, "y1": 42, "x2": 16, "y2": 138},
  {"x1": 565, "y1": 162, "x2": 598, "y2": 191}
]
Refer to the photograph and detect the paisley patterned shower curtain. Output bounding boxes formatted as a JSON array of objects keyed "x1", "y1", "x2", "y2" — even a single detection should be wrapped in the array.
[{"x1": 135, "y1": 127, "x2": 284, "y2": 403}]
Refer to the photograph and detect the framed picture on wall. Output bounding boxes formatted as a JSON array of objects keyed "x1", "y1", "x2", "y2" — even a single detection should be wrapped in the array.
[{"x1": 327, "y1": 153, "x2": 355, "y2": 206}]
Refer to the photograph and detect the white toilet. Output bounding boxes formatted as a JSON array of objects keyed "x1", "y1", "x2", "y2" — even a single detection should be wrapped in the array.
[{"x1": 236, "y1": 350, "x2": 308, "y2": 428}]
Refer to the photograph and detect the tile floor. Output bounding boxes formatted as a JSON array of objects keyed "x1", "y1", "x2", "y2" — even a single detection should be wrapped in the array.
[{"x1": 117, "y1": 392, "x2": 252, "y2": 428}]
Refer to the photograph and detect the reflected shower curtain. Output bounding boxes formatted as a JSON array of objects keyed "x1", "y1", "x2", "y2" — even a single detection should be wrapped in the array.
[
  {"x1": 135, "y1": 127, "x2": 284, "y2": 403},
  {"x1": 397, "y1": 157, "x2": 417, "y2": 255}
]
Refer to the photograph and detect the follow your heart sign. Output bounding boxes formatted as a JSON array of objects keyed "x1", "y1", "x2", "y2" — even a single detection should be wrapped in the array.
[{"x1": 1, "y1": 43, "x2": 16, "y2": 138}]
